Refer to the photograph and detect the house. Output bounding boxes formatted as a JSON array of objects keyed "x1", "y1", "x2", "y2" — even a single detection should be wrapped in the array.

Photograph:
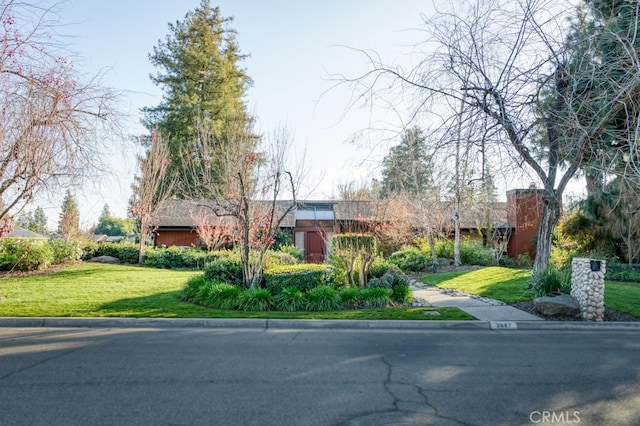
[
  {"x1": 5, "y1": 225, "x2": 48, "y2": 240},
  {"x1": 150, "y1": 189, "x2": 545, "y2": 262}
]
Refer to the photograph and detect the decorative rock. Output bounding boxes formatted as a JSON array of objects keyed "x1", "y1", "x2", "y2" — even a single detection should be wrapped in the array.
[
  {"x1": 436, "y1": 258, "x2": 452, "y2": 266},
  {"x1": 534, "y1": 294, "x2": 581, "y2": 317},
  {"x1": 89, "y1": 255, "x2": 121, "y2": 264}
]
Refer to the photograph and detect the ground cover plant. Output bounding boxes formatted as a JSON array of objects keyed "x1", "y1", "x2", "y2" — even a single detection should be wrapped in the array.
[{"x1": 0, "y1": 263, "x2": 468, "y2": 320}]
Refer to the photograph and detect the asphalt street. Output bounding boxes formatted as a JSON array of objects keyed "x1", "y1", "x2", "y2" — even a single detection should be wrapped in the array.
[{"x1": 0, "y1": 327, "x2": 638, "y2": 426}]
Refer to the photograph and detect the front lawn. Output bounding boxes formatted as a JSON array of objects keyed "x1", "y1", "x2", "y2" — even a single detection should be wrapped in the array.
[
  {"x1": 421, "y1": 266, "x2": 640, "y2": 318},
  {"x1": 0, "y1": 263, "x2": 471, "y2": 320},
  {"x1": 420, "y1": 266, "x2": 532, "y2": 304}
]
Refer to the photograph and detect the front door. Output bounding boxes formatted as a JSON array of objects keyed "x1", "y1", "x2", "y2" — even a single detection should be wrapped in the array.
[{"x1": 305, "y1": 232, "x2": 325, "y2": 263}]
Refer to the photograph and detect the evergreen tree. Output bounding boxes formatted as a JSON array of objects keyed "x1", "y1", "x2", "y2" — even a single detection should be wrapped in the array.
[
  {"x1": 380, "y1": 127, "x2": 434, "y2": 198},
  {"x1": 94, "y1": 204, "x2": 135, "y2": 236},
  {"x1": 143, "y1": 0, "x2": 255, "y2": 195},
  {"x1": 17, "y1": 207, "x2": 48, "y2": 235},
  {"x1": 58, "y1": 190, "x2": 80, "y2": 239}
]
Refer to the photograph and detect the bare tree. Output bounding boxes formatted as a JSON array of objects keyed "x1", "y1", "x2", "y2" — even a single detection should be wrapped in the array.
[
  {"x1": 130, "y1": 134, "x2": 174, "y2": 264},
  {"x1": 189, "y1": 206, "x2": 231, "y2": 250},
  {"x1": 0, "y1": 1, "x2": 121, "y2": 223},
  {"x1": 186, "y1": 120, "x2": 303, "y2": 288},
  {"x1": 340, "y1": 0, "x2": 640, "y2": 271}
]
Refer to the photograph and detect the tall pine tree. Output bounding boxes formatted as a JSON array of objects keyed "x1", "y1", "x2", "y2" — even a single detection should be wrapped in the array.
[{"x1": 143, "y1": 0, "x2": 255, "y2": 195}]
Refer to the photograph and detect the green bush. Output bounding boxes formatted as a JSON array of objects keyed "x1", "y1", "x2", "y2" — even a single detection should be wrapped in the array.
[
  {"x1": 181, "y1": 275, "x2": 208, "y2": 302},
  {"x1": 204, "y1": 254, "x2": 244, "y2": 285},
  {"x1": 459, "y1": 241, "x2": 496, "y2": 266},
  {"x1": 366, "y1": 277, "x2": 391, "y2": 289},
  {"x1": 237, "y1": 288, "x2": 274, "y2": 311},
  {"x1": 205, "y1": 282, "x2": 242, "y2": 309},
  {"x1": 274, "y1": 286, "x2": 306, "y2": 312},
  {"x1": 264, "y1": 264, "x2": 334, "y2": 293},
  {"x1": 0, "y1": 238, "x2": 53, "y2": 271},
  {"x1": 391, "y1": 285, "x2": 413, "y2": 304},
  {"x1": 338, "y1": 287, "x2": 361, "y2": 309},
  {"x1": 387, "y1": 247, "x2": 430, "y2": 273},
  {"x1": 49, "y1": 239, "x2": 84, "y2": 264},
  {"x1": 360, "y1": 287, "x2": 392, "y2": 308},
  {"x1": 516, "y1": 253, "x2": 533, "y2": 268},
  {"x1": 305, "y1": 285, "x2": 341, "y2": 311},
  {"x1": 82, "y1": 242, "x2": 139, "y2": 264},
  {"x1": 263, "y1": 250, "x2": 300, "y2": 269},
  {"x1": 527, "y1": 265, "x2": 571, "y2": 297},
  {"x1": 606, "y1": 261, "x2": 640, "y2": 282},
  {"x1": 275, "y1": 244, "x2": 303, "y2": 262},
  {"x1": 369, "y1": 256, "x2": 391, "y2": 278}
]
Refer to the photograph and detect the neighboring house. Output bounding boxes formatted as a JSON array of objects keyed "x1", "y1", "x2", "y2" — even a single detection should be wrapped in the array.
[
  {"x1": 90, "y1": 235, "x2": 126, "y2": 243},
  {"x1": 150, "y1": 189, "x2": 546, "y2": 262},
  {"x1": 5, "y1": 225, "x2": 48, "y2": 240}
]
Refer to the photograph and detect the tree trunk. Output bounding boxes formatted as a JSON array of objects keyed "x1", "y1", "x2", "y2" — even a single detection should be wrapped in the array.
[
  {"x1": 533, "y1": 195, "x2": 562, "y2": 272},
  {"x1": 428, "y1": 228, "x2": 437, "y2": 264}
]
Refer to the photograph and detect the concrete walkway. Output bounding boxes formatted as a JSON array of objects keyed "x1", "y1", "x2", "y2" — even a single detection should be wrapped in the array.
[{"x1": 410, "y1": 282, "x2": 544, "y2": 321}]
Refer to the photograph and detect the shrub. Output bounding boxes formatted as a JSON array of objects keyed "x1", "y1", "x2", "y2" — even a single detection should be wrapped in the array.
[
  {"x1": 275, "y1": 244, "x2": 303, "y2": 262},
  {"x1": 391, "y1": 285, "x2": 413, "y2": 304},
  {"x1": 606, "y1": 261, "x2": 640, "y2": 283},
  {"x1": 263, "y1": 250, "x2": 300, "y2": 269},
  {"x1": 0, "y1": 238, "x2": 53, "y2": 271},
  {"x1": 49, "y1": 239, "x2": 83, "y2": 264},
  {"x1": 516, "y1": 253, "x2": 533, "y2": 268},
  {"x1": 369, "y1": 256, "x2": 391, "y2": 278},
  {"x1": 459, "y1": 241, "x2": 496, "y2": 266},
  {"x1": 338, "y1": 287, "x2": 361, "y2": 309},
  {"x1": 181, "y1": 275, "x2": 208, "y2": 302},
  {"x1": 204, "y1": 254, "x2": 244, "y2": 285},
  {"x1": 264, "y1": 264, "x2": 334, "y2": 293},
  {"x1": 387, "y1": 247, "x2": 430, "y2": 273},
  {"x1": 275, "y1": 286, "x2": 306, "y2": 312},
  {"x1": 305, "y1": 285, "x2": 341, "y2": 311},
  {"x1": 527, "y1": 265, "x2": 571, "y2": 297},
  {"x1": 82, "y1": 242, "x2": 139, "y2": 264},
  {"x1": 366, "y1": 277, "x2": 391, "y2": 289},
  {"x1": 360, "y1": 287, "x2": 392, "y2": 308},
  {"x1": 205, "y1": 282, "x2": 242, "y2": 310},
  {"x1": 237, "y1": 288, "x2": 274, "y2": 311}
]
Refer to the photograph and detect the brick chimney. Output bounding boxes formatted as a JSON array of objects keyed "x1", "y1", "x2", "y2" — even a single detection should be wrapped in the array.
[{"x1": 506, "y1": 189, "x2": 545, "y2": 260}]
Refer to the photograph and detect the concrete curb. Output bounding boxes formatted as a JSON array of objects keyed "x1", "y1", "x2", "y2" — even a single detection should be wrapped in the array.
[{"x1": 0, "y1": 317, "x2": 639, "y2": 331}]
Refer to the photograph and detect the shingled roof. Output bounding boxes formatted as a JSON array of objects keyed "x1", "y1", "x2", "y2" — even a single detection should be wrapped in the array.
[{"x1": 151, "y1": 199, "x2": 297, "y2": 228}]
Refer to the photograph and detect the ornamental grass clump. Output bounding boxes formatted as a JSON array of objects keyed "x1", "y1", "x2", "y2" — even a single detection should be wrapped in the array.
[
  {"x1": 237, "y1": 288, "x2": 274, "y2": 311},
  {"x1": 275, "y1": 286, "x2": 306, "y2": 312},
  {"x1": 339, "y1": 287, "x2": 361, "y2": 309},
  {"x1": 205, "y1": 282, "x2": 242, "y2": 310},
  {"x1": 305, "y1": 285, "x2": 341, "y2": 311},
  {"x1": 360, "y1": 287, "x2": 392, "y2": 308}
]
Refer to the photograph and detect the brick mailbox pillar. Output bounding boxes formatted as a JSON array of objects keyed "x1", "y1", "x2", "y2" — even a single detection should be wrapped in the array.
[{"x1": 570, "y1": 258, "x2": 606, "y2": 321}]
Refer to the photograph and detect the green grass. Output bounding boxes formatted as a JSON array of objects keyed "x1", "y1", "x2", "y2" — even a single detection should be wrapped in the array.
[
  {"x1": 0, "y1": 263, "x2": 470, "y2": 320},
  {"x1": 421, "y1": 267, "x2": 533, "y2": 304},
  {"x1": 605, "y1": 280, "x2": 640, "y2": 317},
  {"x1": 420, "y1": 266, "x2": 640, "y2": 318}
]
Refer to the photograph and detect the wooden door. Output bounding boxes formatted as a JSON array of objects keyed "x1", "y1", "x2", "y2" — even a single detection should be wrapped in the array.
[{"x1": 305, "y1": 232, "x2": 325, "y2": 263}]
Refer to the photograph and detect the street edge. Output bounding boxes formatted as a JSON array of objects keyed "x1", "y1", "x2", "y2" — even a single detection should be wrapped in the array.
[{"x1": 0, "y1": 317, "x2": 639, "y2": 331}]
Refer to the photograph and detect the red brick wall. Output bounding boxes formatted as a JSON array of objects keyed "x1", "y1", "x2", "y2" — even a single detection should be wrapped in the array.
[{"x1": 506, "y1": 189, "x2": 545, "y2": 260}]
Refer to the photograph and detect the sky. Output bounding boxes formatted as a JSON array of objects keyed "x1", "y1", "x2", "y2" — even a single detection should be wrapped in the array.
[{"x1": 29, "y1": 0, "x2": 433, "y2": 229}]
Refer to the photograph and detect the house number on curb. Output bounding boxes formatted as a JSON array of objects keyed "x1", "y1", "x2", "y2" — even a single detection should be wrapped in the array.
[{"x1": 490, "y1": 321, "x2": 518, "y2": 330}]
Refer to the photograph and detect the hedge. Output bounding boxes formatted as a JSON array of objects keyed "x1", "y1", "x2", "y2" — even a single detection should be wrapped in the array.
[{"x1": 264, "y1": 264, "x2": 335, "y2": 293}]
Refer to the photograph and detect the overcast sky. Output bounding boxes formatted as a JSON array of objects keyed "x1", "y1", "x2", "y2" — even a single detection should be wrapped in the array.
[{"x1": 38, "y1": 0, "x2": 432, "y2": 227}]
